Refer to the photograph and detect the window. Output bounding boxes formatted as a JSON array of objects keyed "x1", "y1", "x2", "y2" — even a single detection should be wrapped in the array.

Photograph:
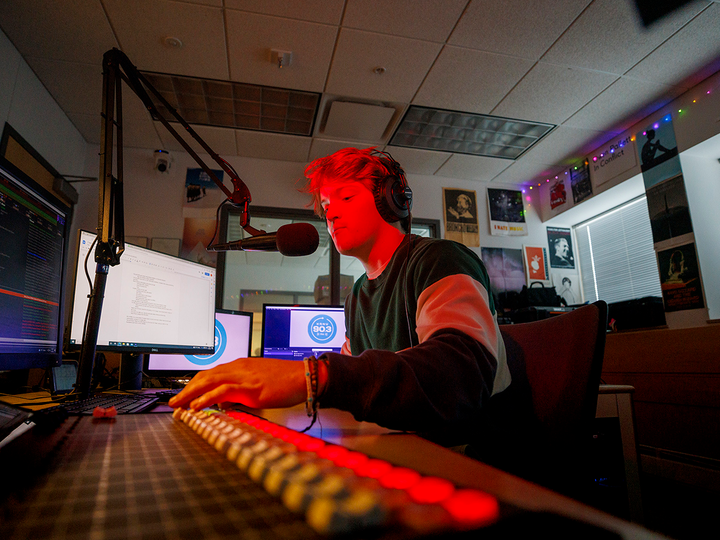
[
  {"x1": 575, "y1": 196, "x2": 662, "y2": 304},
  {"x1": 216, "y1": 205, "x2": 438, "y2": 354}
]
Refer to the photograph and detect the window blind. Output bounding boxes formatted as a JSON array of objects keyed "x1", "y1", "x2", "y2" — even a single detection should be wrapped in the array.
[{"x1": 575, "y1": 196, "x2": 662, "y2": 304}]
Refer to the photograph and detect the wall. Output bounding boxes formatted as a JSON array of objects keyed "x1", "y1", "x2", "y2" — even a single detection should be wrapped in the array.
[
  {"x1": 74, "y1": 146, "x2": 551, "y2": 278},
  {"x1": 538, "y1": 69, "x2": 720, "y2": 326},
  {"x1": 0, "y1": 29, "x2": 86, "y2": 178}
]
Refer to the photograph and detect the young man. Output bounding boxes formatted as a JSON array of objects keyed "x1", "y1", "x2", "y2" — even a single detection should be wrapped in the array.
[{"x1": 170, "y1": 147, "x2": 524, "y2": 449}]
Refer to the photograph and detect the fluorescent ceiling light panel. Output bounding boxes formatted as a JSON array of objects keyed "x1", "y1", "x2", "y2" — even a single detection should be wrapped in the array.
[
  {"x1": 391, "y1": 105, "x2": 554, "y2": 159},
  {"x1": 141, "y1": 71, "x2": 320, "y2": 137}
]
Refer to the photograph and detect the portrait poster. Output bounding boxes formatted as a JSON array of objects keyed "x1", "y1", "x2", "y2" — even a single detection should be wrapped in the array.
[
  {"x1": 636, "y1": 117, "x2": 681, "y2": 189},
  {"x1": 486, "y1": 188, "x2": 527, "y2": 236},
  {"x1": 522, "y1": 245, "x2": 549, "y2": 282},
  {"x1": 552, "y1": 271, "x2": 581, "y2": 306},
  {"x1": 547, "y1": 227, "x2": 575, "y2": 269},
  {"x1": 570, "y1": 161, "x2": 592, "y2": 204},
  {"x1": 657, "y1": 243, "x2": 704, "y2": 312},
  {"x1": 481, "y1": 247, "x2": 526, "y2": 295},
  {"x1": 549, "y1": 178, "x2": 568, "y2": 210},
  {"x1": 645, "y1": 174, "x2": 693, "y2": 243},
  {"x1": 443, "y1": 188, "x2": 479, "y2": 247},
  {"x1": 184, "y1": 168, "x2": 225, "y2": 208}
]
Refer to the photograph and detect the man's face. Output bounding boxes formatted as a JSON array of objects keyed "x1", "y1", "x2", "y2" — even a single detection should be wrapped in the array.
[
  {"x1": 555, "y1": 238, "x2": 569, "y2": 258},
  {"x1": 320, "y1": 181, "x2": 388, "y2": 258}
]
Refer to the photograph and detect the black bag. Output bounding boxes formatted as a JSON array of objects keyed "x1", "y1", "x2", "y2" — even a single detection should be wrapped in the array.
[{"x1": 520, "y1": 281, "x2": 563, "y2": 307}]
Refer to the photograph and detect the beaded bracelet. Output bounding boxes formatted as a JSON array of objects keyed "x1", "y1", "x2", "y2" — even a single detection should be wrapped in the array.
[{"x1": 302, "y1": 355, "x2": 319, "y2": 418}]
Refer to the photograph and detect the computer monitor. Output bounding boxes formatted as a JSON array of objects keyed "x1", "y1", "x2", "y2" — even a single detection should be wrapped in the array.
[
  {"x1": 0, "y1": 158, "x2": 71, "y2": 371},
  {"x1": 145, "y1": 309, "x2": 252, "y2": 378},
  {"x1": 68, "y1": 230, "x2": 216, "y2": 354},
  {"x1": 261, "y1": 304, "x2": 346, "y2": 360}
]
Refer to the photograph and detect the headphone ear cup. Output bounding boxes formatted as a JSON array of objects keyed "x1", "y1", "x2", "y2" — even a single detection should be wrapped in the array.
[{"x1": 375, "y1": 176, "x2": 412, "y2": 222}]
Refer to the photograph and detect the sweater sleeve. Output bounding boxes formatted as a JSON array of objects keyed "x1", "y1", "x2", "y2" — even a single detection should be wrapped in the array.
[{"x1": 319, "y1": 328, "x2": 497, "y2": 433}]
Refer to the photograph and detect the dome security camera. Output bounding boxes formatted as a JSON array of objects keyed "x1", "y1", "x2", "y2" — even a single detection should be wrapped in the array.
[{"x1": 154, "y1": 150, "x2": 171, "y2": 173}]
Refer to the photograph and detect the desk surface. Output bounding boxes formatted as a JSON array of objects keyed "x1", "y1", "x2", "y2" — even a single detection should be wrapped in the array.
[{"x1": 0, "y1": 397, "x2": 665, "y2": 540}]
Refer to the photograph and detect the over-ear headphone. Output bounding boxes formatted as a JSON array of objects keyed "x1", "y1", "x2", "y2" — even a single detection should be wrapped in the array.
[{"x1": 371, "y1": 149, "x2": 413, "y2": 223}]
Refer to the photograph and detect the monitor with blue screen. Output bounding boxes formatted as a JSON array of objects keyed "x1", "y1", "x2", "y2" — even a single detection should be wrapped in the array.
[
  {"x1": 261, "y1": 304, "x2": 345, "y2": 360},
  {"x1": 145, "y1": 309, "x2": 253, "y2": 377}
]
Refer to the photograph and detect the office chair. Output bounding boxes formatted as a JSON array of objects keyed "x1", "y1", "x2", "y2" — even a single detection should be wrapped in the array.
[{"x1": 496, "y1": 301, "x2": 608, "y2": 500}]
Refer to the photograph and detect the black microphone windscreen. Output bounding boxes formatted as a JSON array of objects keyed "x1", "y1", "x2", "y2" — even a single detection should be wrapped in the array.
[{"x1": 276, "y1": 223, "x2": 319, "y2": 256}]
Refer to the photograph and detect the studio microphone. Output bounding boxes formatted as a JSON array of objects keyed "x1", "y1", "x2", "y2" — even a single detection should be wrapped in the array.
[{"x1": 207, "y1": 222, "x2": 319, "y2": 256}]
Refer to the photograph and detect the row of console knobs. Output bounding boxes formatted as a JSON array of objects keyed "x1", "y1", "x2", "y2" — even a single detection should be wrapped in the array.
[{"x1": 173, "y1": 408, "x2": 502, "y2": 535}]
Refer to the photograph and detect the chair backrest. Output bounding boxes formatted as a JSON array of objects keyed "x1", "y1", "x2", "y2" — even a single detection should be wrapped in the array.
[{"x1": 500, "y1": 301, "x2": 607, "y2": 441}]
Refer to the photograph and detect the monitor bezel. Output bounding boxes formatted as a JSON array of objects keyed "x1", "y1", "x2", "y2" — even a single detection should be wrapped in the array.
[
  {"x1": 66, "y1": 229, "x2": 217, "y2": 354},
  {"x1": 0, "y1": 157, "x2": 71, "y2": 371},
  {"x1": 143, "y1": 308, "x2": 254, "y2": 378},
  {"x1": 260, "y1": 303, "x2": 345, "y2": 358}
]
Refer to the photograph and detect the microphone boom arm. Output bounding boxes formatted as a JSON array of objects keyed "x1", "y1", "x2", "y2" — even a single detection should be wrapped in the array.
[{"x1": 77, "y1": 48, "x2": 261, "y2": 398}]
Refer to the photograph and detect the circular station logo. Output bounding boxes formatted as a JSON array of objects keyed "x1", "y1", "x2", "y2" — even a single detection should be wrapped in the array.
[
  {"x1": 185, "y1": 320, "x2": 226, "y2": 366},
  {"x1": 308, "y1": 315, "x2": 337, "y2": 344}
]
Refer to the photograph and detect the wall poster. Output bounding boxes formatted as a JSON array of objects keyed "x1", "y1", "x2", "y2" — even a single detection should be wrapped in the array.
[
  {"x1": 546, "y1": 227, "x2": 575, "y2": 269},
  {"x1": 523, "y1": 245, "x2": 549, "y2": 282},
  {"x1": 486, "y1": 188, "x2": 527, "y2": 236},
  {"x1": 646, "y1": 174, "x2": 693, "y2": 243},
  {"x1": 657, "y1": 243, "x2": 705, "y2": 312},
  {"x1": 443, "y1": 188, "x2": 479, "y2": 247},
  {"x1": 570, "y1": 161, "x2": 592, "y2": 204},
  {"x1": 481, "y1": 247, "x2": 526, "y2": 296}
]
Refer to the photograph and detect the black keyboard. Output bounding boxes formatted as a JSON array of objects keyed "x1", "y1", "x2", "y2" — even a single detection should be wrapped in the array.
[{"x1": 59, "y1": 393, "x2": 159, "y2": 415}]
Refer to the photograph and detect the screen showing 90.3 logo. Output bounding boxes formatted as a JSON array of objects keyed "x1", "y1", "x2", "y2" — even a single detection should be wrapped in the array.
[{"x1": 289, "y1": 310, "x2": 346, "y2": 349}]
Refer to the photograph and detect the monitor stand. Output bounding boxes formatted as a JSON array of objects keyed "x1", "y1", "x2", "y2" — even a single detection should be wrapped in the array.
[{"x1": 119, "y1": 353, "x2": 144, "y2": 390}]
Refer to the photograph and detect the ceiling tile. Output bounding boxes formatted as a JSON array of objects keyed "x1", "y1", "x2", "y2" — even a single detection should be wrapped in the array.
[
  {"x1": 157, "y1": 124, "x2": 237, "y2": 156},
  {"x1": 225, "y1": 10, "x2": 338, "y2": 92},
  {"x1": 414, "y1": 46, "x2": 535, "y2": 114},
  {"x1": 519, "y1": 125, "x2": 610, "y2": 168},
  {"x1": 449, "y1": 0, "x2": 591, "y2": 60},
  {"x1": 119, "y1": 96, "x2": 165, "y2": 150},
  {"x1": 325, "y1": 29, "x2": 442, "y2": 102},
  {"x1": 626, "y1": 3, "x2": 720, "y2": 88},
  {"x1": 26, "y1": 58, "x2": 103, "y2": 116},
  {"x1": 384, "y1": 146, "x2": 451, "y2": 175},
  {"x1": 492, "y1": 62, "x2": 618, "y2": 124},
  {"x1": 104, "y1": 0, "x2": 228, "y2": 80},
  {"x1": 67, "y1": 112, "x2": 102, "y2": 145},
  {"x1": 225, "y1": 0, "x2": 345, "y2": 25},
  {"x1": 542, "y1": 0, "x2": 709, "y2": 74},
  {"x1": 0, "y1": 0, "x2": 117, "y2": 64},
  {"x1": 490, "y1": 159, "x2": 566, "y2": 185},
  {"x1": 563, "y1": 77, "x2": 684, "y2": 132},
  {"x1": 434, "y1": 154, "x2": 513, "y2": 182},
  {"x1": 308, "y1": 139, "x2": 368, "y2": 162},
  {"x1": 343, "y1": 0, "x2": 467, "y2": 42},
  {"x1": 235, "y1": 130, "x2": 312, "y2": 162}
]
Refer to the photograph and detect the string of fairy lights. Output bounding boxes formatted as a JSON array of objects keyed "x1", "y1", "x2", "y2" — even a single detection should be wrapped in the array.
[{"x1": 520, "y1": 81, "x2": 718, "y2": 208}]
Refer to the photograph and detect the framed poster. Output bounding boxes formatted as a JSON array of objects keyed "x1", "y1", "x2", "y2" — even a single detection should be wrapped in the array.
[{"x1": 547, "y1": 227, "x2": 575, "y2": 269}]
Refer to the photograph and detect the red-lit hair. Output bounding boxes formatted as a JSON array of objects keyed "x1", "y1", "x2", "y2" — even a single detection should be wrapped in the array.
[{"x1": 303, "y1": 147, "x2": 396, "y2": 217}]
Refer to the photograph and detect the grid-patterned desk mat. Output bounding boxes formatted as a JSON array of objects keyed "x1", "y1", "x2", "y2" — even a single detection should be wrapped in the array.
[{"x1": 0, "y1": 415, "x2": 321, "y2": 540}]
